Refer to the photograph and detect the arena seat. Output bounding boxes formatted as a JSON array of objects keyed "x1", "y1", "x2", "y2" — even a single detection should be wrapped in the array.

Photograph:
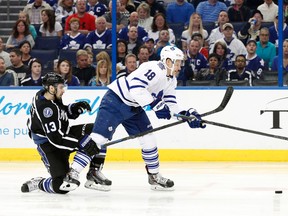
[
  {"x1": 58, "y1": 49, "x2": 78, "y2": 67},
  {"x1": 219, "y1": 80, "x2": 250, "y2": 86},
  {"x1": 186, "y1": 80, "x2": 216, "y2": 86},
  {"x1": 253, "y1": 80, "x2": 278, "y2": 86},
  {"x1": 30, "y1": 49, "x2": 58, "y2": 72},
  {"x1": 33, "y1": 36, "x2": 60, "y2": 50}
]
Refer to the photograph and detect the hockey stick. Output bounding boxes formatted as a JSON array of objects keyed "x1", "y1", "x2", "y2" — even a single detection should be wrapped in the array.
[
  {"x1": 103, "y1": 86, "x2": 234, "y2": 147},
  {"x1": 202, "y1": 120, "x2": 288, "y2": 141}
]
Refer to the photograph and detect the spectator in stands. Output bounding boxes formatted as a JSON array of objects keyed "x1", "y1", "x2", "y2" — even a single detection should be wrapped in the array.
[
  {"x1": 18, "y1": 11, "x2": 37, "y2": 40},
  {"x1": 143, "y1": 37, "x2": 158, "y2": 60},
  {"x1": 269, "y1": 14, "x2": 288, "y2": 48},
  {"x1": 257, "y1": 0, "x2": 278, "y2": 22},
  {"x1": 20, "y1": 58, "x2": 43, "y2": 86},
  {"x1": 148, "y1": 13, "x2": 175, "y2": 44},
  {"x1": 87, "y1": 50, "x2": 96, "y2": 68},
  {"x1": 211, "y1": 40, "x2": 229, "y2": 70},
  {"x1": 27, "y1": 0, "x2": 58, "y2": 9},
  {"x1": 207, "y1": 10, "x2": 231, "y2": 50},
  {"x1": 119, "y1": 0, "x2": 136, "y2": 14},
  {"x1": 7, "y1": 48, "x2": 30, "y2": 82},
  {"x1": 126, "y1": 26, "x2": 143, "y2": 55},
  {"x1": 0, "y1": 37, "x2": 11, "y2": 67},
  {"x1": 60, "y1": 18, "x2": 86, "y2": 50},
  {"x1": 137, "y1": 45, "x2": 149, "y2": 66},
  {"x1": 137, "y1": 2, "x2": 153, "y2": 31},
  {"x1": 40, "y1": 9, "x2": 63, "y2": 37},
  {"x1": 143, "y1": 0, "x2": 166, "y2": 17},
  {"x1": 103, "y1": 0, "x2": 129, "y2": 33},
  {"x1": 19, "y1": 41, "x2": 32, "y2": 66},
  {"x1": 116, "y1": 39, "x2": 128, "y2": 70},
  {"x1": 166, "y1": 0, "x2": 195, "y2": 26},
  {"x1": 272, "y1": 39, "x2": 288, "y2": 72},
  {"x1": 84, "y1": 16, "x2": 112, "y2": 50},
  {"x1": 256, "y1": 27, "x2": 276, "y2": 69},
  {"x1": 196, "y1": 0, "x2": 227, "y2": 23},
  {"x1": 154, "y1": 29, "x2": 171, "y2": 57},
  {"x1": 211, "y1": 23, "x2": 247, "y2": 70},
  {"x1": 95, "y1": 50, "x2": 112, "y2": 70},
  {"x1": 191, "y1": 32, "x2": 208, "y2": 58},
  {"x1": 180, "y1": 39, "x2": 208, "y2": 83},
  {"x1": 227, "y1": 54, "x2": 253, "y2": 86},
  {"x1": 65, "y1": 0, "x2": 96, "y2": 35},
  {"x1": 55, "y1": 0, "x2": 76, "y2": 26},
  {"x1": 181, "y1": 12, "x2": 208, "y2": 55},
  {"x1": 118, "y1": 12, "x2": 148, "y2": 42},
  {"x1": 117, "y1": 53, "x2": 137, "y2": 78},
  {"x1": 0, "y1": 57, "x2": 18, "y2": 86},
  {"x1": 196, "y1": 53, "x2": 226, "y2": 85},
  {"x1": 227, "y1": 0, "x2": 251, "y2": 22},
  {"x1": 72, "y1": 49, "x2": 95, "y2": 85},
  {"x1": 23, "y1": 0, "x2": 52, "y2": 25},
  {"x1": 56, "y1": 59, "x2": 80, "y2": 86},
  {"x1": 86, "y1": 0, "x2": 108, "y2": 17},
  {"x1": 245, "y1": 0, "x2": 265, "y2": 11},
  {"x1": 245, "y1": 39, "x2": 265, "y2": 80},
  {"x1": 238, "y1": 9, "x2": 264, "y2": 44},
  {"x1": 6, "y1": 20, "x2": 35, "y2": 50},
  {"x1": 88, "y1": 59, "x2": 111, "y2": 86}
]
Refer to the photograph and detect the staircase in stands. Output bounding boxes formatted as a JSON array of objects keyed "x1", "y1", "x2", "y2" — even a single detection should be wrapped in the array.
[{"x1": 0, "y1": 0, "x2": 27, "y2": 43}]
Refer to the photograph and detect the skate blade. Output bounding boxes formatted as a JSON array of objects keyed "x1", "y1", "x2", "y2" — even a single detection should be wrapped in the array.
[
  {"x1": 59, "y1": 180, "x2": 80, "y2": 191},
  {"x1": 84, "y1": 180, "x2": 111, "y2": 192},
  {"x1": 150, "y1": 184, "x2": 175, "y2": 191}
]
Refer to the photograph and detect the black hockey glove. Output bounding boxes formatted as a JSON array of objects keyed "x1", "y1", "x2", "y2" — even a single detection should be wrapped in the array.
[
  {"x1": 178, "y1": 108, "x2": 206, "y2": 129},
  {"x1": 68, "y1": 101, "x2": 91, "y2": 118},
  {"x1": 78, "y1": 135, "x2": 100, "y2": 157}
]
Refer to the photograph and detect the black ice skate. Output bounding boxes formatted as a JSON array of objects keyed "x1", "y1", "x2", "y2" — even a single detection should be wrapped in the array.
[
  {"x1": 21, "y1": 177, "x2": 44, "y2": 193},
  {"x1": 84, "y1": 167, "x2": 112, "y2": 191},
  {"x1": 59, "y1": 168, "x2": 80, "y2": 191},
  {"x1": 148, "y1": 172, "x2": 174, "y2": 191}
]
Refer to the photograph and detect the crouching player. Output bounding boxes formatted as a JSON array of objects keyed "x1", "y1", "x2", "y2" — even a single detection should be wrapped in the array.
[
  {"x1": 21, "y1": 73, "x2": 100, "y2": 194},
  {"x1": 71, "y1": 45, "x2": 206, "y2": 191}
]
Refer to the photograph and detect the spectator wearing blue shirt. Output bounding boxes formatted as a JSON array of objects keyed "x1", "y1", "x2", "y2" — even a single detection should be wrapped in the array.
[
  {"x1": 166, "y1": 0, "x2": 195, "y2": 26},
  {"x1": 271, "y1": 39, "x2": 288, "y2": 72},
  {"x1": 178, "y1": 39, "x2": 208, "y2": 85},
  {"x1": 269, "y1": 14, "x2": 288, "y2": 48},
  {"x1": 196, "y1": 0, "x2": 227, "y2": 23},
  {"x1": 256, "y1": 27, "x2": 276, "y2": 69},
  {"x1": 118, "y1": 11, "x2": 148, "y2": 42},
  {"x1": 56, "y1": 59, "x2": 80, "y2": 86}
]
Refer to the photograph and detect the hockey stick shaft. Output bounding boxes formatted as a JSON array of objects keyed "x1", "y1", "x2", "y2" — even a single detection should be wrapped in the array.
[
  {"x1": 202, "y1": 120, "x2": 288, "y2": 141},
  {"x1": 103, "y1": 87, "x2": 234, "y2": 147}
]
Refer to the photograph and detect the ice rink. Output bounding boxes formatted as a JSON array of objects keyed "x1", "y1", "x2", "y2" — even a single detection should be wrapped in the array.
[{"x1": 1, "y1": 162, "x2": 288, "y2": 216}]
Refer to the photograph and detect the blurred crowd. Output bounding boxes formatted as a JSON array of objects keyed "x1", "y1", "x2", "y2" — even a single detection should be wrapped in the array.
[{"x1": 0, "y1": 0, "x2": 286, "y2": 87}]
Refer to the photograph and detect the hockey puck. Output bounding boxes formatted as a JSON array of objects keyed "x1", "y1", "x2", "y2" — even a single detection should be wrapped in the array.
[{"x1": 275, "y1": 190, "x2": 283, "y2": 194}]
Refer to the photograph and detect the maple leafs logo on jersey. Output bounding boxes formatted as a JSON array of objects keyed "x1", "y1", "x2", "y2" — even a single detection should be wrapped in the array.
[{"x1": 43, "y1": 107, "x2": 53, "y2": 118}]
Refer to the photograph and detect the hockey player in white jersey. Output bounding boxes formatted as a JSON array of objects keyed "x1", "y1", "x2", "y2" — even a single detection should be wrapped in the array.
[{"x1": 72, "y1": 45, "x2": 206, "y2": 191}]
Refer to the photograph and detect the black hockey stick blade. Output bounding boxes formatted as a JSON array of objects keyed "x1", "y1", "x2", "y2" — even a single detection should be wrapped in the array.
[
  {"x1": 202, "y1": 86, "x2": 234, "y2": 117},
  {"x1": 104, "y1": 87, "x2": 234, "y2": 147},
  {"x1": 202, "y1": 119, "x2": 288, "y2": 141}
]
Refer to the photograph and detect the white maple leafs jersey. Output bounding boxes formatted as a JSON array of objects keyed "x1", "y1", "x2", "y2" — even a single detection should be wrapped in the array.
[{"x1": 108, "y1": 61, "x2": 180, "y2": 115}]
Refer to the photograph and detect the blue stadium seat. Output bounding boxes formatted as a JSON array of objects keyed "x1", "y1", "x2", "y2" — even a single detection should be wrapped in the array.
[
  {"x1": 30, "y1": 49, "x2": 58, "y2": 72},
  {"x1": 203, "y1": 22, "x2": 216, "y2": 35},
  {"x1": 58, "y1": 49, "x2": 78, "y2": 67},
  {"x1": 169, "y1": 23, "x2": 185, "y2": 40},
  {"x1": 231, "y1": 22, "x2": 246, "y2": 35},
  {"x1": 33, "y1": 36, "x2": 60, "y2": 50}
]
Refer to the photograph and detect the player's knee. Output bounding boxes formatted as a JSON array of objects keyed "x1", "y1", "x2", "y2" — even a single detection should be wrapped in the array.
[
  {"x1": 52, "y1": 176, "x2": 69, "y2": 194},
  {"x1": 138, "y1": 133, "x2": 157, "y2": 149},
  {"x1": 90, "y1": 133, "x2": 108, "y2": 145}
]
